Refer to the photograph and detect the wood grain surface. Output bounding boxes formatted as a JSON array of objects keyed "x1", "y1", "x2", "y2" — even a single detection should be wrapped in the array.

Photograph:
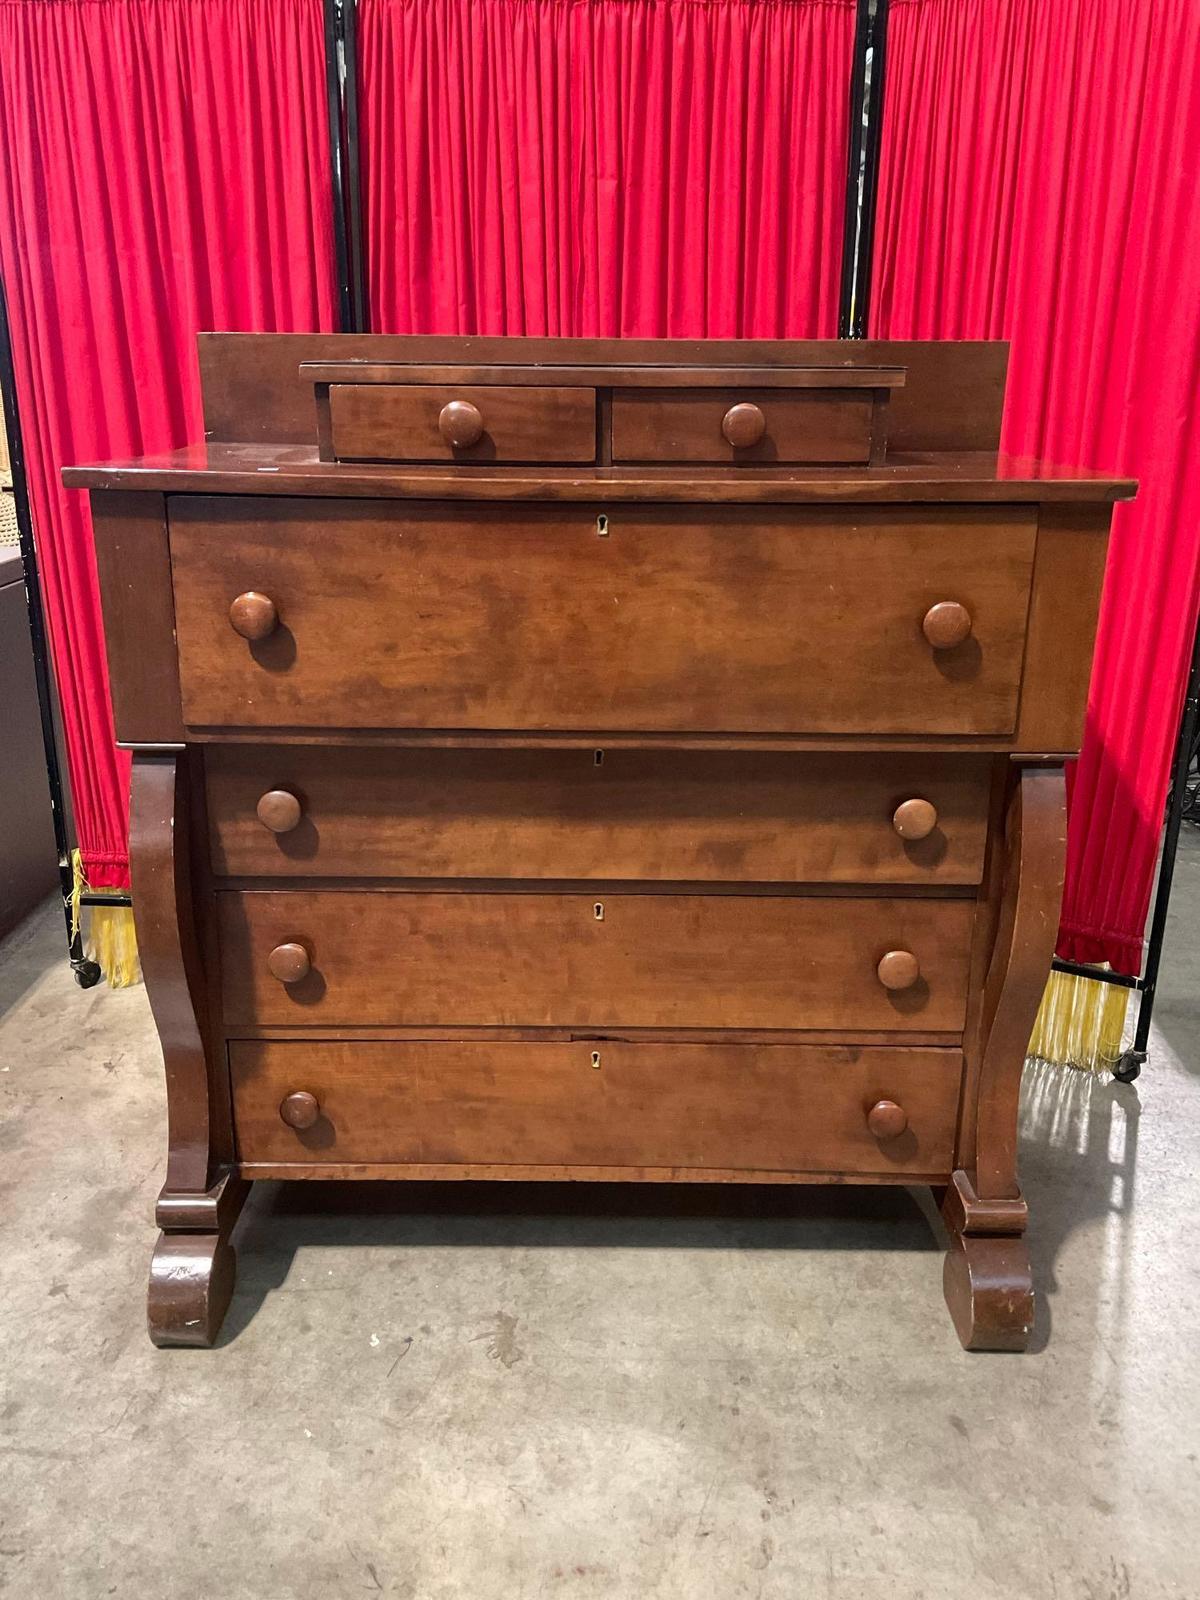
[
  {"x1": 217, "y1": 889, "x2": 974, "y2": 1030},
  {"x1": 169, "y1": 498, "x2": 1037, "y2": 736},
  {"x1": 328, "y1": 383, "x2": 596, "y2": 464},
  {"x1": 204, "y1": 746, "x2": 993, "y2": 884},
  {"x1": 230, "y1": 1038, "x2": 963, "y2": 1174},
  {"x1": 610, "y1": 388, "x2": 877, "y2": 464}
]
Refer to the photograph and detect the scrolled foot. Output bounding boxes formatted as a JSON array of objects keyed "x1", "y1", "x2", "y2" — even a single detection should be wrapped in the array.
[
  {"x1": 147, "y1": 1231, "x2": 236, "y2": 1348},
  {"x1": 943, "y1": 1233, "x2": 1034, "y2": 1352}
]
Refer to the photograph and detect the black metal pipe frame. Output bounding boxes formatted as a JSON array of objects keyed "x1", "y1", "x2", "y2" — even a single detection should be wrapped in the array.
[
  {"x1": 0, "y1": 276, "x2": 110, "y2": 985},
  {"x1": 838, "y1": 0, "x2": 890, "y2": 339},
  {"x1": 323, "y1": 0, "x2": 367, "y2": 334},
  {"x1": 1101, "y1": 614, "x2": 1200, "y2": 1080}
]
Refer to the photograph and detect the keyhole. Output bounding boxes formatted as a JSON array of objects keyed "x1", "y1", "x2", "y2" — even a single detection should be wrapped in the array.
[
  {"x1": 594, "y1": 749, "x2": 604, "y2": 766},
  {"x1": 596, "y1": 514, "x2": 609, "y2": 538},
  {"x1": 591, "y1": 1050, "x2": 601, "y2": 1070},
  {"x1": 593, "y1": 902, "x2": 604, "y2": 921}
]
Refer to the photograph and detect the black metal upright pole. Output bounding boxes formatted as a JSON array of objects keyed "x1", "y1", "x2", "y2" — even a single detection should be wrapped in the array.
[
  {"x1": 0, "y1": 275, "x2": 102, "y2": 986},
  {"x1": 323, "y1": 0, "x2": 367, "y2": 334},
  {"x1": 323, "y1": 0, "x2": 354, "y2": 333},
  {"x1": 342, "y1": 0, "x2": 367, "y2": 332},
  {"x1": 1113, "y1": 613, "x2": 1200, "y2": 1081},
  {"x1": 838, "y1": 0, "x2": 890, "y2": 339}
]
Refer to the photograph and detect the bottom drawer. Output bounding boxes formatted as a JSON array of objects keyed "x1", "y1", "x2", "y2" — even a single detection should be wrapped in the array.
[{"x1": 231, "y1": 1040, "x2": 962, "y2": 1176}]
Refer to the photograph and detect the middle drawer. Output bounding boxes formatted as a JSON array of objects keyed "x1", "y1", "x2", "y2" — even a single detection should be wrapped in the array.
[
  {"x1": 206, "y1": 748, "x2": 992, "y2": 885},
  {"x1": 218, "y1": 890, "x2": 974, "y2": 1031}
]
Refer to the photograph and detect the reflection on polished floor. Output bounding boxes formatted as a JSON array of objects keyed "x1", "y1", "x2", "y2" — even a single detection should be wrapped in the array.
[{"x1": 1, "y1": 838, "x2": 1198, "y2": 1599}]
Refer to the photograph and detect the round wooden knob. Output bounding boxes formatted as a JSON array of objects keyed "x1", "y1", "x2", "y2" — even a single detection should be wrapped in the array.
[
  {"x1": 438, "y1": 400, "x2": 484, "y2": 448},
  {"x1": 922, "y1": 601, "x2": 972, "y2": 650},
  {"x1": 229, "y1": 591, "x2": 278, "y2": 641},
  {"x1": 267, "y1": 941, "x2": 311, "y2": 984},
  {"x1": 280, "y1": 1091, "x2": 321, "y2": 1131},
  {"x1": 877, "y1": 949, "x2": 920, "y2": 991},
  {"x1": 721, "y1": 402, "x2": 767, "y2": 448},
  {"x1": 892, "y1": 797, "x2": 938, "y2": 841},
  {"x1": 256, "y1": 789, "x2": 303, "y2": 834},
  {"x1": 867, "y1": 1099, "x2": 909, "y2": 1140}
]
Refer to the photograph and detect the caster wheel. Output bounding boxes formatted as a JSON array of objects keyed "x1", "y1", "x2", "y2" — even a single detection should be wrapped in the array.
[
  {"x1": 73, "y1": 959, "x2": 103, "y2": 989},
  {"x1": 1113, "y1": 1050, "x2": 1143, "y2": 1083}
]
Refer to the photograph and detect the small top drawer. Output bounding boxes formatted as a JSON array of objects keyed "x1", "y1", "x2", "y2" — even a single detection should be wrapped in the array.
[
  {"x1": 611, "y1": 381, "x2": 896, "y2": 465},
  {"x1": 322, "y1": 383, "x2": 597, "y2": 464}
]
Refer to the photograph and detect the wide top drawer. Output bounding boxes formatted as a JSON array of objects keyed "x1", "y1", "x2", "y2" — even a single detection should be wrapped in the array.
[{"x1": 168, "y1": 497, "x2": 1037, "y2": 737}]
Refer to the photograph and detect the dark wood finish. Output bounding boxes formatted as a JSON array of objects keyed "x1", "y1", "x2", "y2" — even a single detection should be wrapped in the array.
[
  {"x1": 228, "y1": 590, "x2": 277, "y2": 641},
  {"x1": 129, "y1": 753, "x2": 214, "y2": 1198},
  {"x1": 205, "y1": 747, "x2": 993, "y2": 885},
  {"x1": 255, "y1": 788, "x2": 302, "y2": 834},
  {"x1": 230, "y1": 1040, "x2": 961, "y2": 1174},
  {"x1": 66, "y1": 445, "x2": 1135, "y2": 505},
  {"x1": 218, "y1": 889, "x2": 973, "y2": 1030},
  {"x1": 279, "y1": 1090, "x2": 321, "y2": 1130},
  {"x1": 942, "y1": 1233, "x2": 1034, "y2": 1353},
  {"x1": 147, "y1": 1231, "x2": 238, "y2": 1349},
  {"x1": 169, "y1": 499, "x2": 1037, "y2": 736},
  {"x1": 266, "y1": 940, "x2": 311, "y2": 984},
  {"x1": 1015, "y1": 504, "x2": 1114, "y2": 750},
  {"x1": 88, "y1": 491, "x2": 184, "y2": 744},
  {"x1": 302, "y1": 360, "x2": 908, "y2": 392},
  {"x1": 722, "y1": 402, "x2": 766, "y2": 447},
  {"x1": 876, "y1": 950, "x2": 920, "y2": 991},
  {"x1": 130, "y1": 752, "x2": 250, "y2": 1347},
  {"x1": 971, "y1": 766, "x2": 1067, "y2": 1199},
  {"x1": 70, "y1": 334, "x2": 1128, "y2": 1349},
  {"x1": 196, "y1": 335, "x2": 1002, "y2": 452},
  {"x1": 327, "y1": 383, "x2": 596, "y2": 464},
  {"x1": 437, "y1": 399, "x2": 484, "y2": 448},
  {"x1": 866, "y1": 1099, "x2": 908, "y2": 1140},
  {"x1": 892, "y1": 797, "x2": 938, "y2": 840},
  {"x1": 611, "y1": 388, "x2": 881, "y2": 465},
  {"x1": 922, "y1": 601, "x2": 973, "y2": 650}
]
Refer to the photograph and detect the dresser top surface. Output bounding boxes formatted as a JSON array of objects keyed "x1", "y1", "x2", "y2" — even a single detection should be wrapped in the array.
[{"x1": 63, "y1": 440, "x2": 1136, "y2": 503}]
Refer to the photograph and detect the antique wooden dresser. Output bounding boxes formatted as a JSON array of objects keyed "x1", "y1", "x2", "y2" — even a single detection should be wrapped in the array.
[{"x1": 66, "y1": 335, "x2": 1134, "y2": 1349}]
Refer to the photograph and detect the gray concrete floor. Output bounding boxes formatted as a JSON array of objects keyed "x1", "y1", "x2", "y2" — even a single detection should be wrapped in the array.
[{"x1": 2, "y1": 846, "x2": 1199, "y2": 1600}]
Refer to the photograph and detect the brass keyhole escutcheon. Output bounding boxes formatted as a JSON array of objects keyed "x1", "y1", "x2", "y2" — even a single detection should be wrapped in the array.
[
  {"x1": 591, "y1": 1051, "x2": 601, "y2": 1070},
  {"x1": 594, "y1": 902, "x2": 604, "y2": 921}
]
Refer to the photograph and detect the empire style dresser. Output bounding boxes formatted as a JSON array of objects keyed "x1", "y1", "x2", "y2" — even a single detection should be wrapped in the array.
[{"x1": 66, "y1": 335, "x2": 1134, "y2": 1350}]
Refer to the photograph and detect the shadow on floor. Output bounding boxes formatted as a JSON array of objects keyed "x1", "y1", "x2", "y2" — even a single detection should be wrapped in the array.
[
  {"x1": 1018, "y1": 1059, "x2": 1142, "y2": 1353},
  {"x1": 220, "y1": 1178, "x2": 943, "y2": 1344}
]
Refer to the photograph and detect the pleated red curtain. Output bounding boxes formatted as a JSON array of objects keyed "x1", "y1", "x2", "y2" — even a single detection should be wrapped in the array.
[
  {"x1": 872, "y1": 0, "x2": 1200, "y2": 974},
  {"x1": 0, "y1": 0, "x2": 336, "y2": 889},
  {"x1": 359, "y1": 0, "x2": 856, "y2": 338}
]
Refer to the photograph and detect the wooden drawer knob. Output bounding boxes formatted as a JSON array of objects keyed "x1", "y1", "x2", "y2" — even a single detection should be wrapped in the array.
[
  {"x1": 721, "y1": 402, "x2": 767, "y2": 448},
  {"x1": 438, "y1": 399, "x2": 485, "y2": 448},
  {"x1": 267, "y1": 941, "x2": 311, "y2": 984},
  {"x1": 922, "y1": 600, "x2": 972, "y2": 650},
  {"x1": 256, "y1": 789, "x2": 303, "y2": 834},
  {"x1": 877, "y1": 949, "x2": 920, "y2": 990},
  {"x1": 280, "y1": 1091, "x2": 321, "y2": 1130},
  {"x1": 867, "y1": 1099, "x2": 909, "y2": 1140},
  {"x1": 893, "y1": 797, "x2": 938, "y2": 840},
  {"x1": 229, "y1": 590, "x2": 278, "y2": 641}
]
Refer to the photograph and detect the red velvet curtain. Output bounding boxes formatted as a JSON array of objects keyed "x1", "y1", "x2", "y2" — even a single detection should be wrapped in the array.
[
  {"x1": 872, "y1": 0, "x2": 1200, "y2": 974},
  {"x1": 0, "y1": 0, "x2": 336, "y2": 890},
  {"x1": 359, "y1": 0, "x2": 856, "y2": 337}
]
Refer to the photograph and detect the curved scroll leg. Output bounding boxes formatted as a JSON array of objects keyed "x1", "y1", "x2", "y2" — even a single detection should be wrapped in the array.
[
  {"x1": 943, "y1": 1235, "x2": 1034, "y2": 1353},
  {"x1": 941, "y1": 766, "x2": 1065, "y2": 1351},
  {"x1": 148, "y1": 1233, "x2": 236, "y2": 1348},
  {"x1": 131, "y1": 751, "x2": 249, "y2": 1347},
  {"x1": 941, "y1": 1171, "x2": 1034, "y2": 1351}
]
